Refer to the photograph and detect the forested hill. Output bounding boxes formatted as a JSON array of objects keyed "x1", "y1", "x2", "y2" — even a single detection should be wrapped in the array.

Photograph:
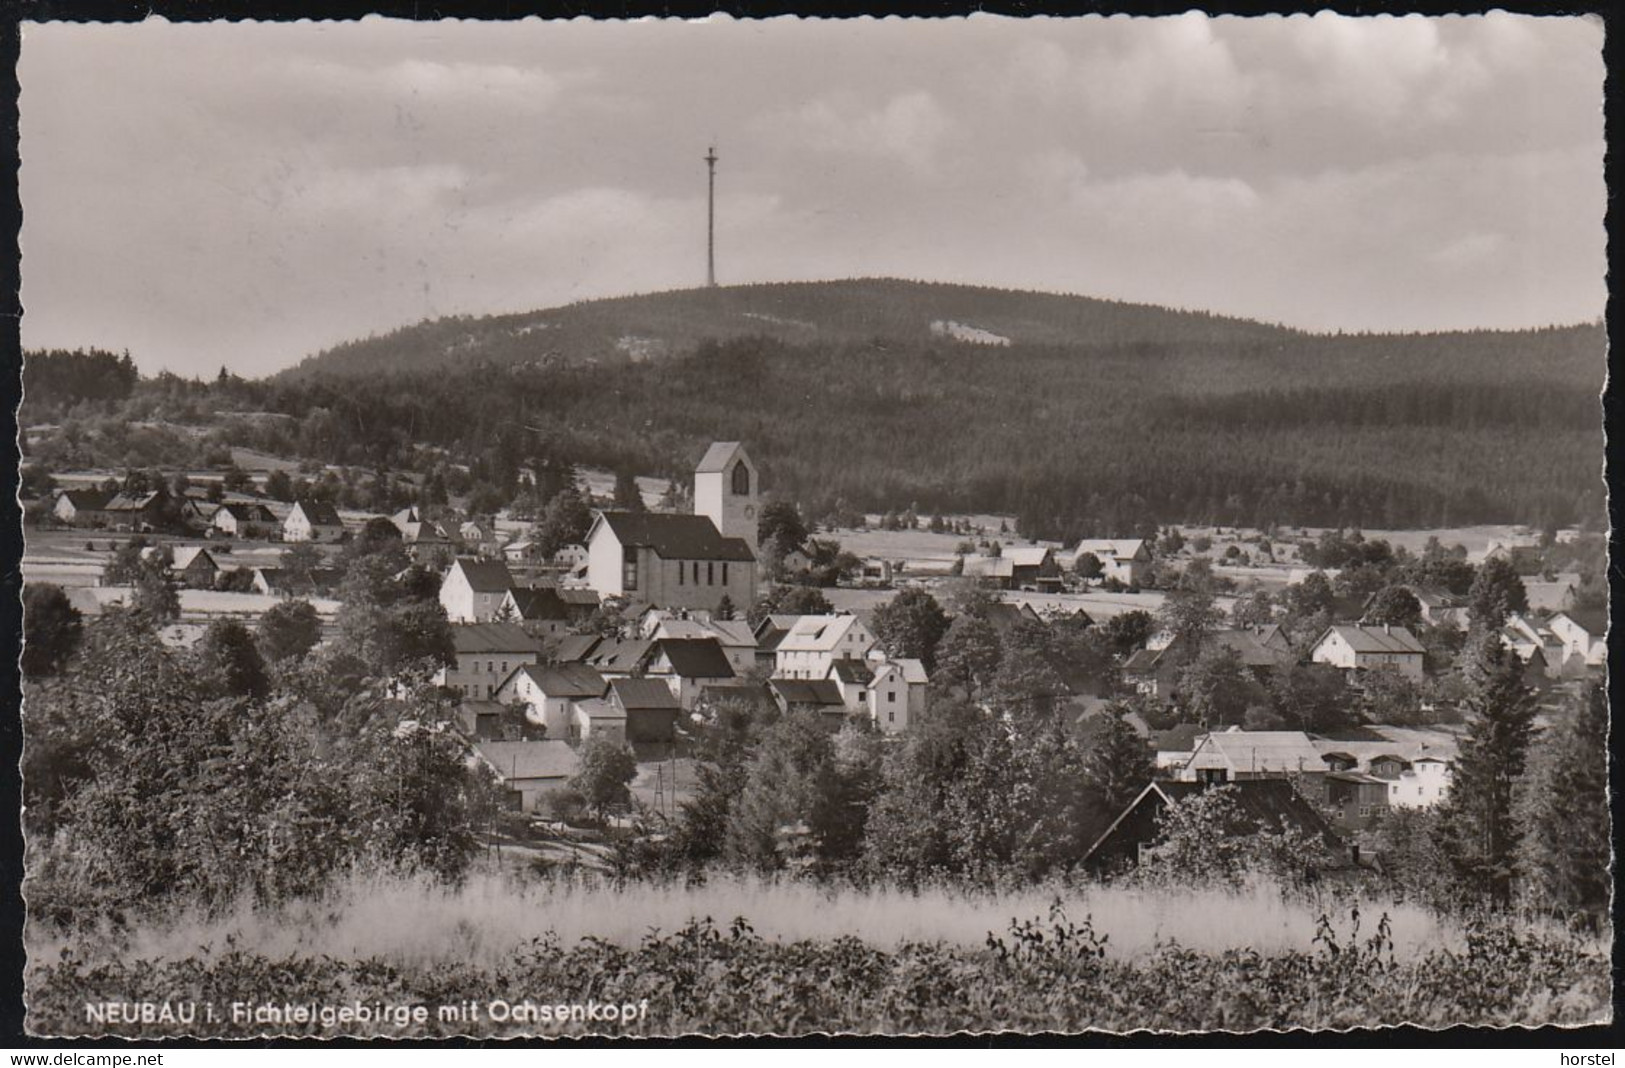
[
  {"x1": 276, "y1": 279, "x2": 1300, "y2": 380},
  {"x1": 22, "y1": 280, "x2": 1606, "y2": 537}
]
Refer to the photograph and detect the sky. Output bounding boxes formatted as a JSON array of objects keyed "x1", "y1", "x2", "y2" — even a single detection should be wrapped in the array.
[{"x1": 18, "y1": 14, "x2": 1607, "y2": 377}]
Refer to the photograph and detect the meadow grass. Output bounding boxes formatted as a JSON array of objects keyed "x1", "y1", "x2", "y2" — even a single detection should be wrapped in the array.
[{"x1": 31, "y1": 868, "x2": 1466, "y2": 971}]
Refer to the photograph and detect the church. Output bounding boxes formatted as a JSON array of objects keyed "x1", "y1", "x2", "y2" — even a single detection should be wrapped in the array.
[{"x1": 584, "y1": 441, "x2": 759, "y2": 613}]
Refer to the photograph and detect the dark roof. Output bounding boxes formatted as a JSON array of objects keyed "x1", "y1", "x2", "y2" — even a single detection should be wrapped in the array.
[
  {"x1": 1084, "y1": 778, "x2": 1341, "y2": 866},
  {"x1": 1555, "y1": 607, "x2": 1607, "y2": 637},
  {"x1": 584, "y1": 638, "x2": 654, "y2": 674},
  {"x1": 552, "y1": 634, "x2": 602, "y2": 663},
  {"x1": 556, "y1": 587, "x2": 601, "y2": 606},
  {"x1": 452, "y1": 558, "x2": 515, "y2": 593},
  {"x1": 1151, "y1": 723, "x2": 1204, "y2": 752},
  {"x1": 700, "y1": 681, "x2": 776, "y2": 709},
  {"x1": 830, "y1": 660, "x2": 875, "y2": 685},
  {"x1": 651, "y1": 638, "x2": 735, "y2": 679},
  {"x1": 292, "y1": 500, "x2": 343, "y2": 526},
  {"x1": 508, "y1": 586, "x2": 575, "y2": 621},
  {"x1": 1320, "y1": 624, "x2": 1425, "y2": 655},
  {"x1": 526, "y1": 663, "x2": 608, "y2": 698},
  {"x1": 770, "y1": 678, "x2": 846, "y2": 708},
  {"x1": 254, "y1": 566, "x2": 344, "y2": 593},
  {"x1": 58, "y1": 488, "x2": 112, "y2": 509},
  {"x1": 450, "y1": 622, "x2": 541, "y2": 655},
  {"x1": 105, "y1": 490, "x2": 165, "y2": 511},
  {"x1": 757, "y1": 627, "x2": 790, "y2": 653},
  {"x1": 983, "y1": 601, "x2": 1041, "y2": 632},
  {"x1": 597, "y1": 512, "x2": 755, "y2": 562},
  {"x1": 219, "y1": 502, "x2": 277, "y2": 522},
  {"x1": 610, "y1": 677, "x2": 682, "y2": 710},
  {"x1": 1122, "y1": 648, "x2": 1166, "y2": 674}
]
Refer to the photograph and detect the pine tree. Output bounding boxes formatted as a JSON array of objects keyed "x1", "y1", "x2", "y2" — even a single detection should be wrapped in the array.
[
  {"x1": 1517, "y1": 682, "x2": 1610, "y2": 923},
  {"x1": 1440, "y1": 635, "x2": 1539, "y2": 904}
]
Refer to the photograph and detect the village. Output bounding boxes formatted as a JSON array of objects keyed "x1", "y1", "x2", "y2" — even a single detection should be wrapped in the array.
[{"x1": 19, "y1": 434, "x2": 1608, "y2": 874}]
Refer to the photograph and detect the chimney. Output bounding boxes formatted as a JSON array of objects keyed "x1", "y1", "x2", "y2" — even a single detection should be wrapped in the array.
[{"x1": 1383, "y1": 623, "x2": 1391, "y2": 634}]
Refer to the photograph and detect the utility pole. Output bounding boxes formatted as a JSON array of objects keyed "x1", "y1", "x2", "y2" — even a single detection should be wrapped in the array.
[{"x1": 705, "y1": 146, "x2": 719, "y2": 288}]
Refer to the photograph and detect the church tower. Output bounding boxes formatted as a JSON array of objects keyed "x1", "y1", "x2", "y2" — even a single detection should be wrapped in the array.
[{"x1": 694, "y1": 441, "x2": 758, "y2": 558}]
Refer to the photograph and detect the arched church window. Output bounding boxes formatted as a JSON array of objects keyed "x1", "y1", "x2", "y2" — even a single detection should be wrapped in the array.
[{"x1": 731, "y1": 460, "x2": 751, "y2": 496}]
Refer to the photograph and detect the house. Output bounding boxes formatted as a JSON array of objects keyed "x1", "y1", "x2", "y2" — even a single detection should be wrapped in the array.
[
  {"x1": 1122, "y1": 646, "x2": 1183, "y2": 699},
  {"x1": 828, "y1": 659, "x2": 875, "y2": 712},
  {"x1": 752, "y1": 613, "x2": 801, "y2": 672},
  {"x1": 439, "y1": 558, "x2": 517, "y2": 623},
  {"x1": 1177, "y1": 729, "x2": 1325, "y2": 783},
  {"x1": 455, "y1": 699, "x2": 510, "y2": 741},
  {"x1": 1005, "y1": 545, "x2": 1064, "y2": 592},
  {"x1": 1500, "y1": 613, "x2": 1564, "y2": 678},
  {"x1": 645, "y1": 638, "x2": 736, "y2": 710},
  {"x1": 473, "y1": 740, "x2": 580, "y2": 813},
  {"x1": 570, "y1": 699, "x2": 628, "y2": 745},
  {"x1": 858, "y1": 558, "x2": 895, "y2": 584},
  {"x1": 552, "y1": 633, "x2": 603, "y2": 664},
  {"x1": 768, "y1": 678, "x2": 850, "y2": 727},
  {"x1": 393, "y1": 518, "x2": 452, "y2": 561},
  {"x1": 283, "y1": 500, "x2": 344, "y2": 543},
  {"x1": 1386, "y1": 756, "x2": 1452, "y2": 809},
  {"x1": 1071, "y1": 539, "x2": 1151, "y2": 586},
  {"x1": 1152, "y1": 723, "x2": 1205, "y2": 771},
  {"x1": 250, "y1": 566, "x2": 343, "y2": 598},
  {"x1": 553, "y1": 543, "x2": 590, "y2": 571},
  {"x1": 697, "y1": 680, "x2": 778, "y2": 719},
  {"x1": 1524, "y1": 573, "x2": 1583, "y2": 614},
  {"x1": 51, "y1": 488, "x2": 112, "y2": 527},
  {"x1": 104, "y1": 489, "x2": 170, "y2": 532},
  {"x1": 163, "y1": 546, "x2": 220, "y2": 589},
  {"x1": 646, "y1": 614, "x2": 757, "y2": 674},
  {"x1": 211, "y1": 502, "x2": 278, "y2": 539},
  {"x1": 493, "y1": 662, "x2": 609, "y2": 739},
  {"x1": 437, "y1": 622, "x2": 542, "y2": 700},
  {"x1": 584, "y1": 442, "x2": 760, "y2": 613},
  {"x1": 982, "y1": 601, "x2": 1044, "y2": 637},
  {"x1": 774, "y1": 614, "x2": 878, "y2": 680},
  {"x1": 1308, "y1": 624, "x2": 1425, "y2": 680},
  {"x1": 865, "y1": 658, "x2": 927, "y2": 733},
  {"x1": 1545, "y1": 609, "x2": 1607, "y2": 671},
  {"x1": 609, "y1": 677, "x2": 683, "y2": 743},
  {"x1": 180, "y1": 498, "x2": 221, "y2": 534},
  {"x1": 501, "y1": 585, "x2": 597, "y2": 638},
  {"x1": 1304, "y1": 771, "x2": 1391, "y2": 834},
  {"x1": 1082, "y1": 779, "x2": 1342, "y2": 871},
  {"x1": 503, "y1": 540, "x2": 541, "y2": 564},
  {"x1": 960, "y1": 554, "x2": 1016, "y2": 587}
]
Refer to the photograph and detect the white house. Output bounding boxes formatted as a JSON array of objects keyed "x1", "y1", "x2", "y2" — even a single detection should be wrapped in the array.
[
  {"x1": 644, "y1": 638, "x2": 737, "y2": 710},
  {"x1": 570, "y1": 698, "x2": 628, "y2": 745},
  {"x1": 211, "y1": 502, "x2": 278, "y2": 539},
  {"x1": 1386, "y1": 757, "x2": 1453, "y2": 809},
  {"x1": 828, "y1": 659, "x2": 875, "y2": 712},
  {"x1": 865, "y1": 658, "x2": 927, "y2": 733},
  {"x1": 774, "y1": 614, "x2": 878, "y2": 680},
  {"x1": 493, "y1": 662, "x2": 608, "y2": 739},
  {"x1": 1178, "y1": 730, "x2": 1325, "y2": 783},
  {"x1": 51, "y1": 488, "x2": 112, "y2": 527},
  {"x1": 283, "y1": 500, "x2": 344, "y2": 543},
  {"x1": 646, "y1": 614, "x2": 757, "y2": 674},
  {"x1": 584, "y1": 511, "x2": 756, "y2": 614},
  {"x1": 1071, "y1": 539, "x2": 1151, "y2": 585},
  {"x1": 1308, "y1": 624, "x2": 1425, "y2": 680},
  {"x1": 436, "y1": 622, "x2": 542, "y2": 700},
  {"x1": 439, "y1": 558, "x2": 517, "y2": 623},
  {"x1": 1545, "y1": 610, "x2": 1607, "y2": 670}
]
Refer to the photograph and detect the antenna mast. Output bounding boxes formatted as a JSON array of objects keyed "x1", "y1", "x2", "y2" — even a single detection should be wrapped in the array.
[{"x1": 704, "y1": 146, "x2": 718, "y2": 288}]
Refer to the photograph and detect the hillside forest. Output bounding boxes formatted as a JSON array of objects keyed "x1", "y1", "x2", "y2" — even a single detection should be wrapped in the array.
[{"x1": 19, "y1": 280, "x2": 1606, "y2": 539}]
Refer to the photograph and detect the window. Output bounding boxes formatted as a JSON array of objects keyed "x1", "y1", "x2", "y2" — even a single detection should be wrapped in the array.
[
  {"x1": 623, "y1": 546, "x2": 639, "y2": 591},
  {"x1": 707, "y1": 562, "x2": 715, "y2": 585},
  {"x1": 501, "y1": 661, "x2": 508, "y2": 674},
  {"x1": 722, "y1": 562, "x2": 729, "y2": 585},
  {"x1": 1358, "y1": 805, "x2": 1371, "y2": 818},
  {"x1": 888, "y1": 710, "x2": 895, "y2": 724},
  {"x1": 888, "y1": 690, "x2": 896, "y2": 702},
  {"x1": 678, "y1": 561, "x2": 684, "y2": 585},
  {"x1": 732, "y1": 460, "x2": 750, "y2": 496},
  {"x1": 693, "y1": 561, "x2": 700, "y2": 585}
]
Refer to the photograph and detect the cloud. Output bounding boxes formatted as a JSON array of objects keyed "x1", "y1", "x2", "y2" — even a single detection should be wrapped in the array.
[{"x1": 761, "y1": 90, "x2": 953, "y2": 171}]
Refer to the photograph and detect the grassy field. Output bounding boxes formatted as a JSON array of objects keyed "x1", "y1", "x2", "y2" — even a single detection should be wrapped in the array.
[{"x1": 26, "y1": 871, "x2": 1609, "y2": 1037}]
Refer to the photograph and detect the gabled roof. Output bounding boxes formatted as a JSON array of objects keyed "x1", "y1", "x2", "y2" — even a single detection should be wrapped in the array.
[
  {"x1": 610, "y1": 677, "x2": 682, "y2": 711},
  {"x1": 960, "y1": 555, "x2": 1015, "y2": 579},
  {"x1": 779, "y1": 614, "x2": 868, "y2": 653},
  {"x1": 699, "y1": 681, "x2": 776, "y2": 709},
  {"x1": 105, "y1": 490, "x2": 165, "y2": 511},
  {"x1": 983, "y1": 601, "x2": 1042, "y2": 633},
  {"x1": 584, "y1": 638, "x2": 654, "y2": 674},
  {"x1": 873, "y1": 658, "x2": 929, "y2": 684},
  {"x1": 574, "y1": 698, "x2": 625, "y2": 721},
  {"x1": 170, "y1": 546, "x2": 217, "y2": 571},
  {"x1": 1073, "y1": 538, "x2": 1148, "y2": 562},
  {"x1": 1003, "y1": 545, "x2": 1054, "y2": 568},
  {"x1": 1083, "y1": 778, "x2": 1340, "y2": 866},
  {"x1": 593, "y1": 511, "x2": 756, "y2": 562},
  {"x1": 450, "y1": 622, "x2": 541, "y2": 655},
  {"x1": 514, "y1": 662, "x2": 608, "y2": 698},
  {"x1": 1190, "y1": 729, "x2": 1324, "y2": 774},
  {"x1": 57, "y1": 488, "x2": 112, "y2": 509},
  {"x1": 1152, "y1": 722, "x2": 1205, "y2": 753},
  {"x1": 552, "y1": 634, "x2": 602, "y2": 663},
  {"x1": 475, "y1": 740, "x2": 579, "y2": 781},
  {"x1": 217, "y1": 502, "x2": 277, "y2": 522},
  {"x1": 1317, "y1": 624, "x2": 1424, "y2": 656},
  {"x1": 651, "y1": 638, "x2": 735, "y2": 679},
  {"x1": 770, "y1": 678, "x2": 846, "y2": 708},
  {"x1": 290, "y1": 500, "x2": 343, "y2": 526},
  {"x1": 1122, "y1": 647, "x2": 1167, "y2": 674},
  {"x1": 449, "y1": 558, "x2": 515, "y2": 594},
  {"x1": 1550, "y1": 608, "x2": 1607, "y2": 638},
  {"x1": 253, "y1": 566, "x2": 344, "y2": 593},
  {"x1": 1208, "y1": 628, "x2": 1295, "y2": 669},
  {"x1": 652, "y1": 618, "x2": 756, "y2": 648},
  {"x1": 695, "y1": 441, "x2": 748, "y2": 474},
  {"x1": 507, "y1": 586, "x2": 577, "y2": 622}
]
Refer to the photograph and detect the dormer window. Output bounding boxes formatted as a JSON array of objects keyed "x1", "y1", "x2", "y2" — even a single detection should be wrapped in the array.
[{"x1": 732, "y1": 460, "x2": 751, "y2": 496}]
